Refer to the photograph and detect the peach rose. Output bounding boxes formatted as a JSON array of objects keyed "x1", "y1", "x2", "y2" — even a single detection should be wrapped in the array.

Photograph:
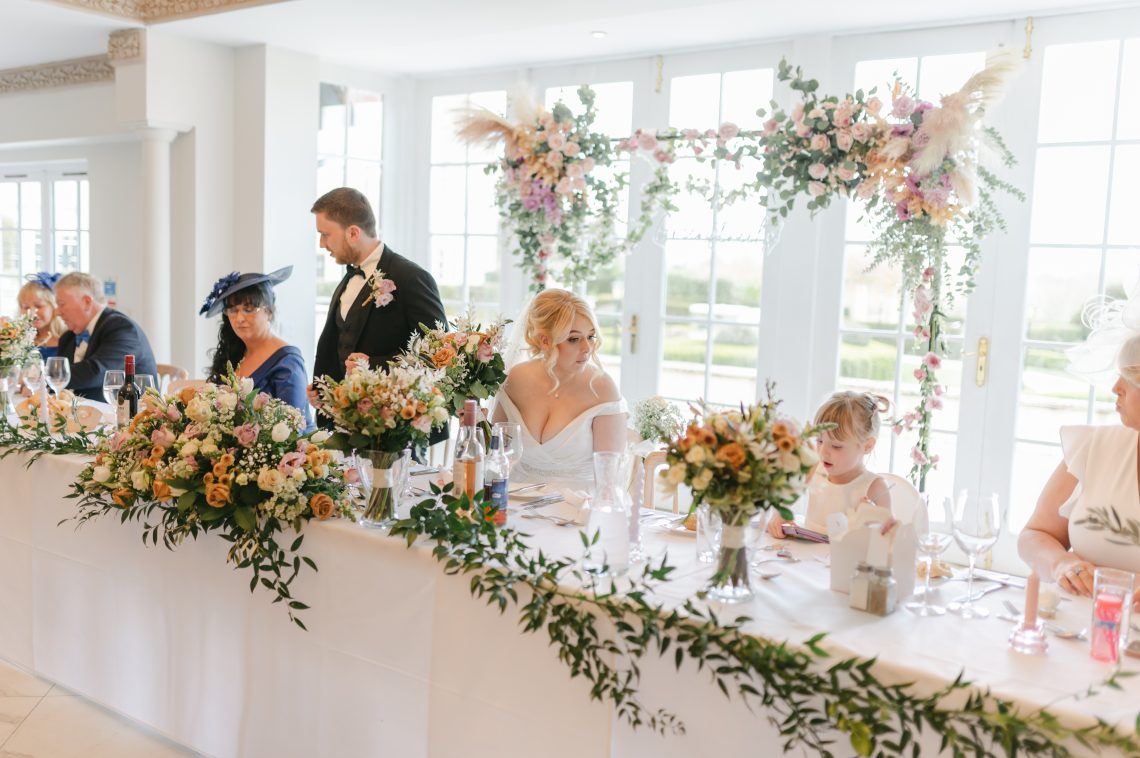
[
  {"x1": 205, "y1": 482, "x2": 230, "y2": 508},
  {"x1": 112, "y1": 488, "x2": 134, "y2": 508},
  {"x1": 178, "y1": 386, "x2": 199, "y2": 405},
  {"x1": 152, "y1": 480, "x2": 173, "y2": 502},
  {"x1": 715, "y1": 442, "x2": 747, "y2": 468},
  {"x1": 432, "y1": 346, "x2": 457, "y2": 368},
  {"x1": 400, "y1": 403, "x2": 416, "y2": 420},
  {"x1": 309, "y1": 493, "x2": 335, "y2": 520}
]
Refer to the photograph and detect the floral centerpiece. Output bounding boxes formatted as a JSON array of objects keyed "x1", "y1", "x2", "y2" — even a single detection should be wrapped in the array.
[
  {"x1": 0, "y1": 313, "x2": 36, "y2": 416},
  {"x1": 663, "y1": 385, "x2": 824, "y2": 602},
  {"x1": 456, "y1": 86, "x2": 672, "y2": 290},
  {"x1": 313, "y1": 361, "x2": 448, "y2": 526},
  {"x1": 396, "y1": 312, "x2": 510, "y2": 416},
  {"x1": 632, "y1": 395, "x2": 683, "y2": 445},
  {"x1": 70, "y1": 375, "x2": 350, "y2": 628}
]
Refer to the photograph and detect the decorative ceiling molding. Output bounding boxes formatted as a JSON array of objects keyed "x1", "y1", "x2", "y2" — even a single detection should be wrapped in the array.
[
  {"x1": 0, "y1": 55, "x2": 113, "y2": 95},
  {"x1": 41, "y1": 0, "x2": 288, "y2": 23},
  {"x1": 107, "y1": 28, "x2": 145, "y2": 63}
]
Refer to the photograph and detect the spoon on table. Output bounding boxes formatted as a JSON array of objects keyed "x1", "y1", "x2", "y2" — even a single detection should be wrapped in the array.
[{"x1": 1001, "y1": 601, "x2": 1087, "y2": 640}]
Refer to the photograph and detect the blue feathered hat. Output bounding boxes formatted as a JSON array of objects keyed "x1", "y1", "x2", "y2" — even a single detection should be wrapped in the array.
[{"x1": 199, "y1": 266, "x2": 292, "y2": 318}]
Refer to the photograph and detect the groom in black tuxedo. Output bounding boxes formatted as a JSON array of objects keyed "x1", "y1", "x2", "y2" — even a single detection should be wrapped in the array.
[{"x1": 309, "y1": 188, "x2": 448, "y2": 441}]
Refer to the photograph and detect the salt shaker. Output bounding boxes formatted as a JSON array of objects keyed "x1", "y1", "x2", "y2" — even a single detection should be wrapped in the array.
[
  {"x1": 867, "y1": 567, "x2": 897, "y2": 616},
  {"x1": 849, "y1": 562, "x2": 872, "y2": 611}
]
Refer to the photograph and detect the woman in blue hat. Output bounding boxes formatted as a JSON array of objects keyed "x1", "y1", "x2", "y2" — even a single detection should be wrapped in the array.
[
  {"x1": 200, "y1": 266, "x2": 313, "y2": 431},
  {"x1": 18, "y1": 272, "x2": 66, "y2": 360}
]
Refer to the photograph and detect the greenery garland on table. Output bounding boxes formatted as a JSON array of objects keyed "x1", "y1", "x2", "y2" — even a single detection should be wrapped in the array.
[
  {"x1": 0, "y1": 411, "x2": 105, "y2": 463},
  {"x1": 392, "y1": 486, "x2": 1140, "y2": 757}
]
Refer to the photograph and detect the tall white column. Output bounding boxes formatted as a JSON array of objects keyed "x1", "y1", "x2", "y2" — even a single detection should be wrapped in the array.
[{"x1": 136, "y1": 127, "x2": 177, "y2": 363}]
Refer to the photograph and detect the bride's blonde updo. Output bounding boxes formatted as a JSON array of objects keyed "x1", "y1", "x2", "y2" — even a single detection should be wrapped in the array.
[{"x1": 524, "y1": 288, "x2": 605, "y2": 396}]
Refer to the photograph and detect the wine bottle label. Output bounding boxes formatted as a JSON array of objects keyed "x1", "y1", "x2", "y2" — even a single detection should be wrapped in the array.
[
  {"x1": 490, "y1": 478, "x2": 508, "y2": 510},
  {"x1": 117, "y1": 400, "x2": 130, "y2": 427}
]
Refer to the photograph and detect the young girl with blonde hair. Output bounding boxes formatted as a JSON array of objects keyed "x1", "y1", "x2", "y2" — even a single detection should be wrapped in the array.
[{"x1": 768, "y1": 391, "x2": 893, "y2": 538}]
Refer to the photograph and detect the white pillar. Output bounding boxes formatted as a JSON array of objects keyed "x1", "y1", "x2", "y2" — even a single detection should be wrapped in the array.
[{"x1": 137, "y1": 126, "x2": 176, "y2": 362}]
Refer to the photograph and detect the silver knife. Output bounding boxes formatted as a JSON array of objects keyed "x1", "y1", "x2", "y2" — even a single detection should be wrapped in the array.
[
  {"x1": 952, "y1": 582, "x2": 1009, "y2": 604},
  {"x1": 517, "y1": 494, "x2": 565, "y2": 510}
]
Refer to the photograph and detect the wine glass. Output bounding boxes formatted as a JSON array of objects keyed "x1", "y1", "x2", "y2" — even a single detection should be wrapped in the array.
[
  {"x1": 46, "y1": 357, "x2": 70, "y2": 396},
  {"x1": 947, "y1": 491, "x2": 1003, "y2": 620},
  {"x1": 21, "y1": 354, "x2": 44, "y2": 395},
  {"x1": 905, "y1": 493, "x2": 954, "y2": 617},
  {"x1": 103, "y1": 370, "x2": 125, "y2": 406},
  {"x1": 493, "y1": 421, "x2": 523, "y2": 469},
  {"x1": 133, "y1": 374, "x2": 156, "y2": 397}
]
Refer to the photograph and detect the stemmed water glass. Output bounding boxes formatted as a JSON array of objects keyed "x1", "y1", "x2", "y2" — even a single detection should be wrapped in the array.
[
  {"x1": 905, "y1": 493, "x2": 954, "y2": 616},
  {"x1": 46, "y1": 357, "x2": 70, "y2": 396},
  {"x1": 493, "y1": 421, "x2": 523, "y2": 470},
  {"x1": 103, "y1": 370, "x2": 125, "y2": 406},
  {"x1": 134, "y1": 374, "x2": 156, "y2": 396},
  {"x1": 21, "y1": 354, "x2": 45, "y2": 424},
  {"x1": 947, "y1": 490, "x2": 1003, "y2": 620}
]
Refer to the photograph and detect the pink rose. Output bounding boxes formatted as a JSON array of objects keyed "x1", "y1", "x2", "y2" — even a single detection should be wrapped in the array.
[
  {"x1": 836, "y1": 165, "x2": 856, "y2": 181},
  {"x1": 855, "y1": 180, "x2": 876, "y2": 199},
  {"x1": 545, "y1": 150, "x2": 563, "y2": 168},
  {"x1": 790, "y1": 102, "x2": 805, "y2": 123},
  {"x1": 923, "y1": 352, "x2": 942, "y2": 369},
  {"x1": 166, "y1": 406, "x2": 181, "y2": 422},
  {"x1": 865, "y1": 96, "x2": 882, "y2": 116},
  {"x1": 925, "y1": 396, "x2": 943, "y2": 411},
  {"x1": 796, "y1": 123, "x2": 812, "y2": 138},
  {"x1": 253, "y1": 392, "x2": 272, "y2": 411},
  {"x1": 808, "y1": 163, "x2": 828, "y2": 180},
  {"x1": 477, "y1": 341, "x2": 494, "y2": 363},
  {"x1": 922, "y1": 267, "x2": 935, "y2": 281},
  {"x1": 934, "y1": 385, "x2": 944, "y2": 396},
  {"x1": 892, "y1": 95, "x2": 915, "y2": 118},
  {"x1": 412, "y1": 415, "x2": 432, "y2": 434},
  {"x1": 295, "y1": 439, "x2": 311, "y2": 454},
  {"x1": 810, "y1": 134, "x2": 830, "y2": 152},
  {"x1": 911, "y1": 446, "x2": 929, "y2": 465},
  {"x1": 653, "y1": 149, "x2": 674, "y2": 164},
  {"x1": 344, "y1": 467, "x2": 360, "y2": 485},
  {"x1": 914, "y1": 367, "x2": 927, "y2": 381},
  {"x1": 718, "y1": 121, "x2": 739, "y2": 140},
  {"x1": 151, "y1": 427, "x2": 175, "y2": 448},
  {"x1": 692, "y1": 145, "x2": 704, "y2": 156},
  {"x1": 278, "y1": 451, "x2": 306, "y2": 475},
  {"x1": 563, "y1": 140, "x2": 581, "y2": 157},
  {"x1": 547, "y1": 132, "x2": 566, "y2": 150},
  {"x1": 555, "y1": 177, "x2": 572, "y2": 195},
  {"x1": 911, "y1": 129, "x2": 931, "y2": 148},
  {"x1": 110, "y1": 430, "x2": 129, "y2": 451},
  {"x1": 835, "y1": 130, "x2": 853, "y2": 152},
  {"x1": 762, "y1": 118, "x2": 778, "y2": 136},
  {"x1": 380, "y1": 407, "x2": 395, "y2": 421},
  {"x1": 580, "y1": 157, "x2": 596, "y2": 173},
  {"x1": 375, "y1": 293, "x2": 394, "y2": 307},
  {"x1": 571, "y1": 177, "x2": 586, "y2": 191},
  {"x1": 234, "y1": 423, "x2": 260, "y2": 448},
  {"x1": 851, "y1": 123, "x2": 872, "y2": 143},
  {"x1": 808, "y1": 181, "x2": 826, "y2": 197},
  {"x1": 808, "y1": 107, "x2": 825, "y2": 120},
  {"x1": 915, "y1": 100, "x2": 934, "y2": 113},
  {"x1": 356, "y1": 397, "x2": 374, "y2": 414},
  {"x1": 566, "y1": 163, "x2": 585, "y2": 179},
  {"x1": 636, "y1": 132, "x2": 658, "y2": 151}
]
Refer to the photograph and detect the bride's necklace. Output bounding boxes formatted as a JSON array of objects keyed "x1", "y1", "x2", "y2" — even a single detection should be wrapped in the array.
[{"x1": 552, "y1": 368, "x2": 583, "y2": 399}]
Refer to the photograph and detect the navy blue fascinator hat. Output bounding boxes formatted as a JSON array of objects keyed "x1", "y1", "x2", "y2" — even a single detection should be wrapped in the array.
[{"x1": 200, "y1": 266, "x2": 292, "y2": 318}]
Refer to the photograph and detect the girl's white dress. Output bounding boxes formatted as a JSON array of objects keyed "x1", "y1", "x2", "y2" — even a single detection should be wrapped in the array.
[
  {"x1": 1058, "y1": 425, "x2": 1140, "y2": 573},
  {"x1": 494, "y1": 390, "x2": 628, "y2": 487},
  {"x1": 804, "y1": 469, "x2": 880, "y2": 533}
]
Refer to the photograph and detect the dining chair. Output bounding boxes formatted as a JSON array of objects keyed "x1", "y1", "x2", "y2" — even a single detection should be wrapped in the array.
[
  {"x1": 879, "y1": 472, "x2": 922, "y2": 524},
  {"x1": 167, "y1": 378, "x2": 207, "y2": 396},
  {"x1": 156, "y1": 363, "x2": 190, "y2": 394}
]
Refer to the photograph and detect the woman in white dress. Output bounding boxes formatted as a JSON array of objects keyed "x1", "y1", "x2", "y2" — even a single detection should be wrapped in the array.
[
  {"x1": 1019, "y1": 330, "x2": 1140, "y2": 601},
  {"x1": 492, "y1": 289, "x2": 627, "y2": 486}
]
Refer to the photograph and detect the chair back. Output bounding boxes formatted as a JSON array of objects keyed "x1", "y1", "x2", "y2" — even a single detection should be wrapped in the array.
[
  {"x1": 879, "y1": 472, "x2": 922, "y2": 526},
  {"x1": 156, "y1": 363, "x2": 190, "y2": 394},
  {"x1": 167, "y1": 378, "x2": 207, "y2": 396}
]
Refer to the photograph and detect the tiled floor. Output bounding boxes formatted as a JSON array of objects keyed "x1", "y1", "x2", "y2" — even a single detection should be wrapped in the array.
[{"x1": 0, "y1": 659, "x2": 196, "y2": 758}]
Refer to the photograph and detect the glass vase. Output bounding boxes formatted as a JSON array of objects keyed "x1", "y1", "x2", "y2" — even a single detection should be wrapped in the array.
[
  {"x1": 706, "y1": 511, "x2": 764, "y2": 603},
  {"x1": 0, "y1": 371, "x2": 15, "y2": 423},
  {"x1": 356, "y1": 450, "x2": 404, "y2": 530}
]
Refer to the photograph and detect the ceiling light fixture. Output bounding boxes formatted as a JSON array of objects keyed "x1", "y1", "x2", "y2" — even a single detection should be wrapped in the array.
[{"x1": 591, "y1": 30, "x2": 607, "y2": 39}]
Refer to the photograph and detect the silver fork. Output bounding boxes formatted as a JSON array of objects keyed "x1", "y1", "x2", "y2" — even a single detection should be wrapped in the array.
[{"x1": 520, "y1": 513, "x2": 577, "y2": 527}]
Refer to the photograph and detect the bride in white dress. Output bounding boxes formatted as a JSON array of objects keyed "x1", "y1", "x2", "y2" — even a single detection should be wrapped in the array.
[{"x1": 492, "y1": 289, "x2": 627, "y2": 486}]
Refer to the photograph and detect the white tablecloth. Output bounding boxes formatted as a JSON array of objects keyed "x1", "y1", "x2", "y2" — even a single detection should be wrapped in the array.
[{"x1": 0, "y1": 453, "x2": 1136, "y2": 757}]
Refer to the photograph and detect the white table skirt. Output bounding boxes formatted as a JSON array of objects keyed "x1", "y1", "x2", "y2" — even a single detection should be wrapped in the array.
[{"x1": 0, "y1": 453, "x2": 1136, "y2": 757}]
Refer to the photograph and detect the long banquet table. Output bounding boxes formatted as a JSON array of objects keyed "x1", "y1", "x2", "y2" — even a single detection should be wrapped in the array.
[{"x1": 1, "y1": 451, "x2": 1137, "y2": 757}]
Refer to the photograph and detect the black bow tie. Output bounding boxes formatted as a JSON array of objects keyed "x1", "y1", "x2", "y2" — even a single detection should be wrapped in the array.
[{"x1": 346, "y1": 264, "x2": 365, "y2": 279}]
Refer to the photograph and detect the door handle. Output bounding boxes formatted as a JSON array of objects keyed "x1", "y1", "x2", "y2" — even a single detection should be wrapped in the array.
[
  {"x1": 963, "y1": 336, "x2": 989, "y2": 387},
  {"x1": 629, "y1": 314, "x2": 639, "y2": 355}
]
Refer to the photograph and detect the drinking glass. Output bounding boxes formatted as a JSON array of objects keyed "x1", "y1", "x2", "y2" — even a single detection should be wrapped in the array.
[
  {"x1": 46, "y1": 357, "x2": 70, "y2": 395},
  {"x1": 493, "y1": 421, "x2": 523, "y2": 469},
  {"x1": 695, "y1": 502, "x2": 721, "y2": 563},
  {"x1": 905, "y1": 493, "x2": 954, "y2": 617},
  {"x1": 583, "y1": 451, "x2": 632, "y2": 577},
  {"x1": 947, "y1": 491, "x2": 1002, "y2": 620},
  {"x1": 21, "y1": 354, "x2": 44, "y2": 394},
  {"x1": 103, "y1": 370, "x2": 125, "y2": 406},
  {"x1": 1090, "y1": 568, "x2": 1135, "y2": 663},
  {"x1": 134, "y1": 374, "x2": 156, "y2": 396}
]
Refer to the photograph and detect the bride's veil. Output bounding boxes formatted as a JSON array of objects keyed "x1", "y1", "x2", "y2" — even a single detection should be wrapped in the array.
[{"x1": 501, "y1": 294, "x2": 536, "y2": 371}]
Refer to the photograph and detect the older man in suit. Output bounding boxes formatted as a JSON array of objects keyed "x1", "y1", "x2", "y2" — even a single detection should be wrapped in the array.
[
  {"x1": 309, "y1": 188, "x2": 448, "y2": 441},
  {"x1": 54, "y1": 272, "x2": 158, "y2": 400}
]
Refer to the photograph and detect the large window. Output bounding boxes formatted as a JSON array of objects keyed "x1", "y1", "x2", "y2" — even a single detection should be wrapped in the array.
[
  {"x1": 836, "y1": 53, "x2": 984, "y2": 494},
  {"x1": 0, "y1": 168, "x2": 89, "y2": 311},
  {"x1": 428, "y1": 90, "x2": 506, "y2": 324},
  {"x1": 660, "y1": 68, "x2": 772, "y2": 407},
  {"x1": 315, "y1": 83, "x2": 383, "y2": 333},
  {"x1": 1008, "y1": 37, "x2": 1140, "y2": 529}
]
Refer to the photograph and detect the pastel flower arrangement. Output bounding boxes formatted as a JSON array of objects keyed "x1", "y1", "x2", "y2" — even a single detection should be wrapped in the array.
[
  {"x1": 397, "y1": 312, "x2": 510, "y2": 416},
  {"x1": 661, "y1": 387, "x2": 824, "y2": 527},
  {"x1": 313, "y1": 361, "x2": 450, "y2": 453},
  {"x1": 456, "y1": 86, "x2": 668, "y2": 291},
  {"x1": 631, "y1": 395, "x2": 684, "y2": 445},
  {"x1": 0, "y1": 312, "x2": 37, "y2": 369},
  {"x1": 71, "y1": 374, "x2": 351, "y2": 628}
]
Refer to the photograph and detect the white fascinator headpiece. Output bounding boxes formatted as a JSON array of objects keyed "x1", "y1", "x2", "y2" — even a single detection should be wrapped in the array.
[{"x1": 1066, "y1": 272, "x2": 1140, "y2": 388}]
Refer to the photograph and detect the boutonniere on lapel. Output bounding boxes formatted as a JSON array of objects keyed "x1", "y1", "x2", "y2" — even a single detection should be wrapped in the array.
[{"x1": 361, "y1": 269, "x2": 397, "y2": 308}]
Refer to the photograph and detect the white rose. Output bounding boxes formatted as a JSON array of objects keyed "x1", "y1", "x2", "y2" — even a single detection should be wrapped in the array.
[
  {"x1": 91, "y1": 465, "x2": 112, "y2": 483},
  {"x1": 181, "y1": 440, "x2": 199, "y2": 457},
  {"x1": 200, "y1": 441, "x2": 218, "y2": 456},
  {"x1": 236, "y1": 473, "x2": 249, "y2": 486},
  {"x1": 666, "y1": 463, "x2": 686, "y2": 485},
  {"x1": 777, "y1": 449, "x2": 800, "y2": 473},
  {"x1": 130, "y1": 470, "x2": 149, "y2": 491},
  {"x1": 185, "y1": 397, "x2": 213, "y2": 422},
  {"x1": 216, "y1": 392, "x2": 237, "y2": 413},
  {"x1": 239, "y1": 377, "x2": 255, "y2": 396},
  {"x1": 798, "y1": 444, "x2": 818, "y2": 467},
  {"x1": 291, "y1": 468, "x2": 307, "y2": 482},
  {"x1": 257, "y1": 468, "x2": 285, "y2": 493},
  {"x1": 685, "y1": 446, "x2": 706, "y2": 464},
  {"x1": 310, "y1": 430, "x2": 330, "y2": 444},
  {"x1": 271, "y1": 422, "x2": 291, "y2": 443},
  {"x1": 692, "y1": 469, "x2": 713, "y2": 491}
]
